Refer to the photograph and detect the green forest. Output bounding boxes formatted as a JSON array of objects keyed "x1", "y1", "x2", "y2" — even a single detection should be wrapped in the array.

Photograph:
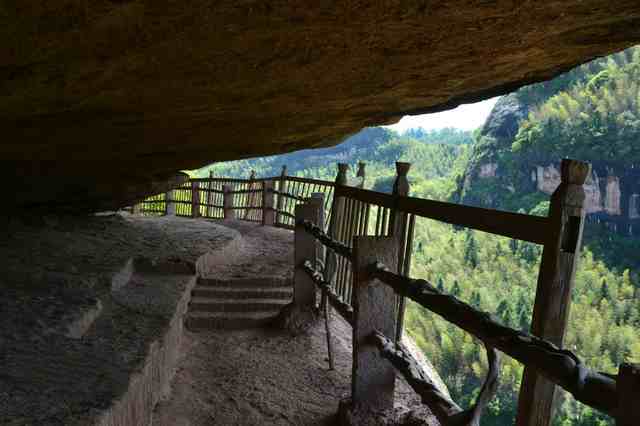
[{"x1": 193, "y1": 48, "x2": 640, "y2": 426}]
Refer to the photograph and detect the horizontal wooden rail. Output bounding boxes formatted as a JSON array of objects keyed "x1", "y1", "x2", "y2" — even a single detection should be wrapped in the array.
[
  {"x1": 227, "y1": 206, "x2": 262, "y2": 210},
  {"x1": 300, "y1": 220, "x2": 353, "y2": 261},
  {"x1": 228, "y1": 189, "x2": 263, "y2": 195},
  {"x1": 371, "y1": 263, "x2": 618, "y2": 417},
  {"x1": 337, "y1": 185, "x2": 550, "y2": 245},
  {"x1": 142, "y1": 199, "x2": 225, "y2": 209},
  {"x1": 303, "y1": 260, "x2": 354, "y2": 324},
  {"x1": 190, "y1": 177, "x2": 255, "y2": 183},
  {"x1": 371, "y1": 331, "x2": 500, "y2": 426},
  {"x1": 272, "y1": 190, "x2": 307, "y2": 202},
  {"x1": 285, "y1": 175, "x2": 336, "y2": 186},
  {"x1": 278, "y1": 211, "x2": 296, "y2": 219}
]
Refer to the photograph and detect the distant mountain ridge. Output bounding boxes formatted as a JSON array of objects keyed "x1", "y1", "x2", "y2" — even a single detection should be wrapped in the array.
[{"x1": 198, "y1": 127, "x2": 472, "y2": 179}]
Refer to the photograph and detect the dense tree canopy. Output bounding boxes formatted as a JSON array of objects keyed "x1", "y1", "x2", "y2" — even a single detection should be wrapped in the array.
[{"x1": 513, "y1": 48, "x2": 640, "y2": 166}]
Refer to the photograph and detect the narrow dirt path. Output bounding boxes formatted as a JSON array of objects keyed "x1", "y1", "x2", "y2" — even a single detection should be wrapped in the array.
[{"x1": 153, "y1": 221, "x2": 437, "y2": 426}]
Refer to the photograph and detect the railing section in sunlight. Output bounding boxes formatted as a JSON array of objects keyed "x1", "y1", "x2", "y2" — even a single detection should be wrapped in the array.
[{"x1": 291, "y1": 158, "x2": 640, "y2": 426}]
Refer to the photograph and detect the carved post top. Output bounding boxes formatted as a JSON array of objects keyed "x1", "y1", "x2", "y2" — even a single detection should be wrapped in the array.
[
  {"x1": 560, "y1": 159, "x2": 590, "y2": 185},
  {"x1": 209, "y1": 170, "x2": 214, "y2": 178},
  {"x1": 336, "y1": 163, "x2": 349, "y2": 185},
  {"x1": 393, "y1": 162, "x2": 411, "y2": 197},
  {"x1": 249, "y1": 170, "x2": 256, "y2": 180},
  {"x1": 280, "y1": 165, "x2": 287, "y2": 177},
  {"x1": 395, "y1": 162, "x2": 411, "y2": 177},
  {"x1": 357, "y1": 162, "x2": 366, "y2": 177}
]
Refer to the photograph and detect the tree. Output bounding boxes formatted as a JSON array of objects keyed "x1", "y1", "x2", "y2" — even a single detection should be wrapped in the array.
[
  {"x1": 451, "y1": 280, "x2": 461, "y2": 297},
  {"x1": 496, "y1": 300, "x2": 513, "y2": 326},
  {"x1": 600, "y1": 279, "x2": 610, "y2": 301},
  {"x1": 470, "y1": 291, "x2": 482, "y2": 309},
  {"x1": 464, "y1": 232, "x2": 479, "y2": 268}
]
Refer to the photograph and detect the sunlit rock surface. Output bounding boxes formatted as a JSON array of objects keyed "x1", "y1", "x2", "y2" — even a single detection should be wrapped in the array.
[{"x1": 2, "y1": 1, "x2": 640, "y2": 209}]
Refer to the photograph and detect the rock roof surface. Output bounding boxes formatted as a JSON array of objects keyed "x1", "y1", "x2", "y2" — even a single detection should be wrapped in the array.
[{"x1": 2, "y1": 1, "x2": 640, "y2": 209}]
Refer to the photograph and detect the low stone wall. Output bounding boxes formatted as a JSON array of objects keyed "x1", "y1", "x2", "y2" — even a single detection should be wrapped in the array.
[
  {"x1": 0, "y1": 215, "x2": 245, "y2": 426},
  {"x1": 95, "y1": 274, "x2": 196, "y2": 426},
  {"x1": 94, "y1": 231, "x2": 245, "y2": 426}
]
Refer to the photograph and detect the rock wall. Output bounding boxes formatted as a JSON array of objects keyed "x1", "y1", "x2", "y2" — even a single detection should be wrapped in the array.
[
  {"x1": 2, "y1": 1, "x2": 640, "y2": 210},
  {"x1": 479, "y1": 161, "x2": 640, "y2": 234}
]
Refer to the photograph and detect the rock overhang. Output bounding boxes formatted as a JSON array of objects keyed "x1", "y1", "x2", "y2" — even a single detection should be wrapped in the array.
[{"x1": 2, "y1": 1, "x2": 640, "y2": 210}]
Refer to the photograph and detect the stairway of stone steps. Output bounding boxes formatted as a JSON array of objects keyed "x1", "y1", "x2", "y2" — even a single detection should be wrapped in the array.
[{"x1": 185, "y1": 221, "x2": 294, "y2": 330}]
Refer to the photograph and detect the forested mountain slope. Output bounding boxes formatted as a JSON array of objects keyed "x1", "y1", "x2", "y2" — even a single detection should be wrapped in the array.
[
  {"x1": 455, "y1": 47, "x2": 640, "y2": 240},
  {"x1": 195, "y1": 51, "x2": 640, "y2": 424}
]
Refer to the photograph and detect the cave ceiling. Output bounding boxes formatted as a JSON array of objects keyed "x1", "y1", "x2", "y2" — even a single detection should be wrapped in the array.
[{"x1": 2, "y1": 1, "x2": 640, "y2": 210}]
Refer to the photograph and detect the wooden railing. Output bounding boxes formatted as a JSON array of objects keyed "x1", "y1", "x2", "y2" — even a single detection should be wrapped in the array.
[
  {"x1": 133, "y1": 168, "x2": 336, "y2": 229},
  {"x1": 133, "y1": 158, "x2": 640, "y2": 425},
  {"x1": 291, "y1": 159, "x2": 640, "y2": 426}
]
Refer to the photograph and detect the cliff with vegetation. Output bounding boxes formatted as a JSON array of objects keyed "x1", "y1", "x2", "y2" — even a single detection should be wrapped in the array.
[{"x1": 456, "y1": 47, "x2": 640, "y2": 238}]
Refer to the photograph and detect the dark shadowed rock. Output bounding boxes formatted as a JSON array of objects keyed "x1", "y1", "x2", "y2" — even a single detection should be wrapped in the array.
[{"x1": 2, "y1": 1, "x2": 640, "y2": 209}]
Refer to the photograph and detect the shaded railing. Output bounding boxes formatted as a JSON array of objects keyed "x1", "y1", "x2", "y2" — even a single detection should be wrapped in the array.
[
  {"x1": 133, "y1": 158, "x2": 640, "y2": 425},
  {"x1": 291, "y1": 159, "x2": 640, "y2": 426}
]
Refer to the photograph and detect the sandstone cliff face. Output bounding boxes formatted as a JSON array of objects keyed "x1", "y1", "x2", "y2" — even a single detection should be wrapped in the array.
[
  {"x1": 2, "y1": 1, "x2": 640, "y2": 210},
  {"x1": 458, "y1": 94, "x2": 640, "y2": 235}
]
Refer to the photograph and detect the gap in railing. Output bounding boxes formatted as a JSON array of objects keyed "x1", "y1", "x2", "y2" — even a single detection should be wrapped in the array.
[{"x1": 405, "y1": 215, "x2": 542, "y2": 423}]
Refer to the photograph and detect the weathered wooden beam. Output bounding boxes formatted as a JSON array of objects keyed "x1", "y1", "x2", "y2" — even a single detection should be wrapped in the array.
[
  {"x1": 294, "y1": 202, "x2": 322, "y2": 309},
  {"x1": 324, "y1": 163, "x2": 350, "y2": 287},
  {"x1": 391, "y1": 161, "x2": 411, "y2": 344},
  {"x1": 262, "y1": 180, "x2": 275, "y2": 226},
  {"x1": 617, "y1": 363, "x2": 640, "y2": 426},
  {"x1": 302, "y1": 260, "x2": 354, "y2": 324},
  {"x1": 191, "y1": 181, "x2": 200, "y2": 218},
  {"x1": 371, "y1": 330, "x2": 461, "y2": 421},
  {"x1": 222, "y1": 184, "x2": 234, "y2": 220},
  {"x1": 276, "y1": 165, "x2": 287, "y2": 226},
  {"x1": 205, "y1": 170, "x2": 214, "y2": 218},
  {"x1": 283, "y1": 175, "x2": 337, "y2": 186},
  {"x1": 516, "y1": 159, "x2": 590, "y2": 426},
  {"x1": 351, "y1": 236, "x2": 398, "y2": 412},
  {"x1": 299, "y1": 220, "x2": 353, "y2": 261},
  {"x1": 164, "y1": 190, "x2": 175, "y2": 216},
  {"x1": 371, "y1": 331, "x2": 501, "y2": 426},
  {"x1": 371, "y1": 264, "x2": 617, "y2": 417},
  {"x1": 337, "y1": 185, "x2": 550, "y2": 245}
]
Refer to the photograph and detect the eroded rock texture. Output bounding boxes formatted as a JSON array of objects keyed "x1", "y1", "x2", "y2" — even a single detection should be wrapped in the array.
[{"x1": 2, "y1": 1, "x2": 640, "y2": 209}]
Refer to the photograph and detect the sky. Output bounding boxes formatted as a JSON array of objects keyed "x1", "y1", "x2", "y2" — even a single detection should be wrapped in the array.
[{"x1": 384, "y1": 97, "x2": 499, "y2": 132}]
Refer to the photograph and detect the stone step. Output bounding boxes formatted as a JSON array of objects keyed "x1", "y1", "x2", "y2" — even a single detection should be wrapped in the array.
[
  {"x1": 191, "y1": 286, "x2": 292, "y2": 300},
  {"x1": 196, "y1": 276, "x2": 291, "y2": 288},
  {"x1": 185, "y1": 311, "x2": 279, "y2": 330},
  {"x1": 189, "y1": 297, "x2": 290, "y2": 313}
]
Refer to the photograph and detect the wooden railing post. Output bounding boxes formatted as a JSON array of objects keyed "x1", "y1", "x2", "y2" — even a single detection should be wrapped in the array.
[
  {"x1": 165, "y1": 190, "x2": 175, "y2": 216},
  {"x1": 223, "y1": 184, "x2": 234, "y2": 220},
  {"x1": 617, "y1": 363, "x2": 640, "y2": 426},
  {"x1": 262, "y1": 180, "x2": 275, "y2": 226},
  {"x1": 206, "y1": 170, "x2": 214, "y2": 218},
  {"x1": 310, "y1": 193, "x2": 326, "y2": 268},
  {"x1": 516, "y1": 159, "x2": 590, "y2": 426},
  {"x1": 294, "y1": 200, "x2": 322, "y2": 309},
  {"x1": 391, "y1": 161, "x2": 411, "y2": 343},
  {"x1": 276, "y1": 165, "x2": 287, "y2": 225},
  {"x1": 350, "y1": 236, "x2": 398, "y2": 416},
  {"x1": 324, "y1": 163, "x2": 349, "y2": 285},
  {"x1": 191, "y1": 180, "x2": 200, "y2": 218},
  {"x1": 356, "y1": 161, "x2": 366, "y2": 189},
  {"x1": 245, "y1": 170, "x2": 256, "y2": 220}
]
